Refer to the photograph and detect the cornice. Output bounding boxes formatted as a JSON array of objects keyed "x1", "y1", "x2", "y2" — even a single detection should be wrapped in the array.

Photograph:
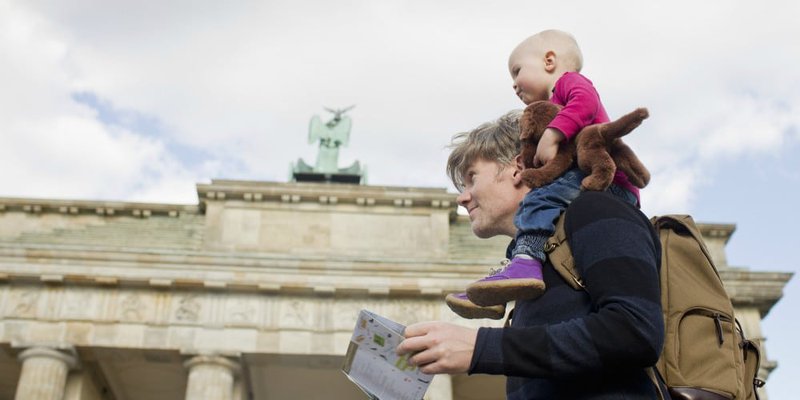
[
  {"x1": 196, "y1": 179, "x2": 457, "y2": 211},
  {"x1": 720, "y1": 268, "x2": 794, "y2": 317},
  {"x1": 697, "y1": 222, "x2": 736, "y2": 244},
  {"x1": 0, "y1": 180, "x2": 460, "y2": 217},
  {"x1": 0, "y1": 197, "x2": 198, "y2": 218}
]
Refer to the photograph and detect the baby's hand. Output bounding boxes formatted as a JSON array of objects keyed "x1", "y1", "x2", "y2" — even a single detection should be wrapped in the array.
[{"x1": 533, "y1": 128, "x2": 565, "y2": 167}]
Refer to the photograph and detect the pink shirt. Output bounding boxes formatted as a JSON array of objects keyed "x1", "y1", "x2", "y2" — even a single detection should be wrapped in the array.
[{"x1": 548, "y1": 72, "x2": 639, "y2": 200}]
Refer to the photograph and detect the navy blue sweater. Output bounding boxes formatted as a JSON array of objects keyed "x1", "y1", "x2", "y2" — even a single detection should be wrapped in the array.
[{"x1": 470, "y1": 191, "x2": 664, "y2": 399}]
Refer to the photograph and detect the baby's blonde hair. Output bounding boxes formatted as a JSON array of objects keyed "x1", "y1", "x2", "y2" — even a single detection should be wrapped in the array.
[{"x1": 521, "y1": 29, "x2": 583, "y2": 72}]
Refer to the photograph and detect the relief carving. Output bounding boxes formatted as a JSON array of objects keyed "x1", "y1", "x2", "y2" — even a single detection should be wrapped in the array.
[
  {"x1": 282, "y1": 299, "x2": 309, "y2": 328},
  {"x1": 62, "y1": 289, "x2": 92, "y2": 319},
  {"x1": 391, "y1": 300, "x2": 427, "y2": 325},
  {"x1": 174, "y1": 294, "x2": 201, "y2": 322},
  {"x1": 11, "y1": 290, "x2": 40, "y2": 317},
  {"x1": 119, "y1": 293, "x2": 144, "y2": 321},
  {"x1": 226, "y1": 296, "x2": 256, "y2": 325},
  {"x1": 333, "y1": 299, "x2": 362, "y2": 330}
]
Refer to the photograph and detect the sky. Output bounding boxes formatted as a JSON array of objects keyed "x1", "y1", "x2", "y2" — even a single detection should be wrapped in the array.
[{"x1": 1, "y1": 0, "x2": 798, "y2": 397}]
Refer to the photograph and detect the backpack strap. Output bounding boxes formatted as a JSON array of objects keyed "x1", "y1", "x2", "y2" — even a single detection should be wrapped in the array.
[
  {"x1": 544, "y1": 213, "x2": 585, "y2": 291},
  {"x1": 646, "y1": 367, "x2": 667, "y2": 400}
]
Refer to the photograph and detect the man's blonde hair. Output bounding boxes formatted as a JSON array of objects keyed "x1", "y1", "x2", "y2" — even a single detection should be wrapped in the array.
[{"x1": 446, "y1": 109, "x2": 522, "y2": 190}]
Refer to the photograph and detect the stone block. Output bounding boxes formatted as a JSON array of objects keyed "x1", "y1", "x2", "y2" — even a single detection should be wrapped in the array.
[
  {"x1": 64, "y1": 322, "x2": 93, "y2": 345},
  {"x1": 278, "y1": 331, "x2": 312, "y2": 354},
  {"x1": 143, "y1": 326, "x2": 168, "y2": 348}
]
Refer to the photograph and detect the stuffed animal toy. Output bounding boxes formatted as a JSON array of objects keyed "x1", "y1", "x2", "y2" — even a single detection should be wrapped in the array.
[{"x1": 518, "y1": 100, "x2": 651, "y2": 191}]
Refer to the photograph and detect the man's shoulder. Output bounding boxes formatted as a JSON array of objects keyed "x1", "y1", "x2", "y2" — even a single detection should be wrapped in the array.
[
  {"x1": 567, "y1": 190, "x2": 633, "y2": 218},
  {"x1": 565, "y1": 191, "x2": 650, "y2": 235}
]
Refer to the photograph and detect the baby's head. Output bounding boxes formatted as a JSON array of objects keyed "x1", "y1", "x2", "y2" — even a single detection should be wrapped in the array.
[{"x1": 508, "y1": 29, "x2": 583, "y2": 104}]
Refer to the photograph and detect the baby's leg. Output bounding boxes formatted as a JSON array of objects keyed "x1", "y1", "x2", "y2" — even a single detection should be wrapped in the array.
[{"x1": 466, "y1": 168, "x2": 585, "y2": 307}]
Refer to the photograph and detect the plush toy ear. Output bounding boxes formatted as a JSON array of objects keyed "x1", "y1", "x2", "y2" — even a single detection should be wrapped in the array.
[{"x1": 520, "y1": 101, "x2": 562, "y2": 141}]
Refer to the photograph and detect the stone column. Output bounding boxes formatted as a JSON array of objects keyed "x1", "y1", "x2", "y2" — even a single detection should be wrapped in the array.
[
  {"x1": 15, "y1": 346, "x2": 78, "y2": 400},
  {"x1": 425, "y1": 374, "x2": 453, "y2": 400},
  {"x1": 184, "y1": 354, "x2": 241, "y2": 400},
  {"x1": 233, "y1": 379, "x2": 245, "y2": 400}
]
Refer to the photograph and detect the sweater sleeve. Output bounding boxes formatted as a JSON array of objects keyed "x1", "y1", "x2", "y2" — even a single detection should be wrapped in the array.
[
  {"x1": 548, "y1": 72, "x2": 605, "y2": 141},
  {"x1": 472, "y1": 192, "x2": 663, "y2": 379}
]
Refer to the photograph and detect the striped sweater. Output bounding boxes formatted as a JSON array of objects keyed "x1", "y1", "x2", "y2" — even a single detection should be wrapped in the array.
[{"x1": 469, "y1": 191, "x2": 664, "y2": 399}]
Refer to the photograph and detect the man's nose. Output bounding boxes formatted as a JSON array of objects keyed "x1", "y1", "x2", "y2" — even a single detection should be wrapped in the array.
[{"x1": 457, "y1": 190, "x2": 470, "y2": 206}]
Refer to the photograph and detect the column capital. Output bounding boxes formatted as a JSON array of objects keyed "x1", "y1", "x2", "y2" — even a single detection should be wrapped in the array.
[
  {"x1": 17, "y1": 346, "x2": 78, "y2": 370},
  {"x1": 183, "y1": 354, "x2": 241, "y2": 376}
]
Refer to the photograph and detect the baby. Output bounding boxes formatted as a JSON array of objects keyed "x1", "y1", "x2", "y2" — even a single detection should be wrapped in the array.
[{"x1": 447, "y1": 29, "x2": 641, "y2": 319}]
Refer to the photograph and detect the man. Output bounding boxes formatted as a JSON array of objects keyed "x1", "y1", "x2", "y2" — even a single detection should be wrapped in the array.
[{"x1": 396, "y1": 110, "x2": 665, "y2": 399}]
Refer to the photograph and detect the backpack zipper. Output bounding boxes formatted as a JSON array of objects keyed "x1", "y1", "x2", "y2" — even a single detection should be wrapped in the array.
[
  {"x1": 713, "y1": 313, "x2": 724, "y2": 346},
  {"x1": 683, "y1": 308, "x2": 733, "y2": 347}
]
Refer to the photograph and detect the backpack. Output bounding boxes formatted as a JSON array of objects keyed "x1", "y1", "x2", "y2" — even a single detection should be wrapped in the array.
[{"x1": 545, "y1": 213, "x2": 765, "y2": 400}]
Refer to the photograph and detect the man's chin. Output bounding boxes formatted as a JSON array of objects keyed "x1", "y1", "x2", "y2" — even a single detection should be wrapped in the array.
[{"x1": 470, "y1": 224, "x2": 494, "y2": 239}]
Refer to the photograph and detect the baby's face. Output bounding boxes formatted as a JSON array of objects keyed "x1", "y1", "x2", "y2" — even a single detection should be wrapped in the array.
[{"x1": 508, "y1": 46, "x2": 552, "y2": 105}]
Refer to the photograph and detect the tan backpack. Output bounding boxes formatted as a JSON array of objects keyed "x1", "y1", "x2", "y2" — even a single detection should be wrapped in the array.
[{"x1": 545, "y1": 213, "x2": 764, "y2": 400}]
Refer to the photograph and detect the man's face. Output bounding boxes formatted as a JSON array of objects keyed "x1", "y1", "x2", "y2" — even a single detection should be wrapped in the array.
[
  {"x1": 508, "y1": 45, "x2": 551, "y2": 105},
  {"x1": 456, "y1": 158, "x2": 523, "y2": 238}
]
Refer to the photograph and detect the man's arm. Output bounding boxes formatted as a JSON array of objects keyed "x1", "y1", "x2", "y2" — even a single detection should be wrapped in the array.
[{"x1": 472, "y1": 191, "x2": 663, "y2": 378}]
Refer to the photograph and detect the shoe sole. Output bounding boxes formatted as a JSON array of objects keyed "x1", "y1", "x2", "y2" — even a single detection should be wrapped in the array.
[
  {"x1": 466, "y1": 279, "x2": 546, "y2": 307},
  {"x1": 445, "y1": 294, "x2": 506, "y2": 320}
]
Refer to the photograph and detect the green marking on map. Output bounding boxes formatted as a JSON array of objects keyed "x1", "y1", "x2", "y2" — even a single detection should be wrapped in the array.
[
  {"x1": 373, "y1": 334, "x2": 385, "y2": 346},
  {"x1": 395, "y1": 354, "x2": 417, "y2": 371}
]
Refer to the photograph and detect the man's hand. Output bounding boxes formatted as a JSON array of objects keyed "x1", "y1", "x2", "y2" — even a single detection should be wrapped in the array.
[
  {"x1": 396, "y1": 322, "x2": 477, "y2": 375},
  {"x1": 533, "y1": 128, "x2": 565, "y2": 167}
]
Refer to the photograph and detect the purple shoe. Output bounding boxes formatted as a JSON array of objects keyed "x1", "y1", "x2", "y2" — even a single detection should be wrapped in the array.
[
  {"x1": 445, "y1": 292, "x2": 506, "y2": 320},
  {"x1": 466, "y1": 257, "x2": 546, "y2": 306}
]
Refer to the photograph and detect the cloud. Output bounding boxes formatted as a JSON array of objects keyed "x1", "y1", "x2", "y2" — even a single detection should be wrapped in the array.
[
  {"x1": 2, "y1": 0, "x2": 800, "y2": 212},
  {"x1": 0, "y1": 2, "x2": 200, "y2": 203}
]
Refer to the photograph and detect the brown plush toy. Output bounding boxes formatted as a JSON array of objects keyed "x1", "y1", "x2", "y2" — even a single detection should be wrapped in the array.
[{"x1": 518, "y1": 100, "x2": 651, "y2": 191}]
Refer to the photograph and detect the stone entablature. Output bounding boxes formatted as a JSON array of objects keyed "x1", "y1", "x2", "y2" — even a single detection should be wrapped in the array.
[
  {"x1": 0, "y1": 197, "x2": 197, "y2": 219},
  {"x1": 197, "y1": 179, "x2": 456, "y2": 210},
  {"x1": 0, "y1": 283, "x2": 499, "y2": 356},
  {"x1": 199, "y1": 181, "x2": 458, "y2": 259},
  {"x1": 720, "y1": 268, "x2": 793, "y2": 316}
]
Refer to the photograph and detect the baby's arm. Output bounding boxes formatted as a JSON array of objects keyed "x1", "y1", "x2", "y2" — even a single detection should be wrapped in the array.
[
  {"x1": 548, "y1": 73, "x2": 604, "y2": 140},
  {"x1": 534, "y1": 73, "x2": 603, "y2": 167},
  {"x1": 533, "y1": 128, "x2": 565, "y2": 167}
]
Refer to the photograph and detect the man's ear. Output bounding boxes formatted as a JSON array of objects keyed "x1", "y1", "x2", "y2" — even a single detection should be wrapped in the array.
[
  {"x1": 544, "y1": 50, "x2": 557, "y2": 72},
  {"x1": 511, "y1": 159, "x2": 524, "y2": 186},
  {"x1": 513, "y1": 154, "x2": 525, "y2": 171}
]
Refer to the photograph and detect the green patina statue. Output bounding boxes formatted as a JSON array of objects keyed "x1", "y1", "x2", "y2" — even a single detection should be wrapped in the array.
[
  {"x1": 291, "y1": 106, "x2": 365, "y2": 184},
  {"x1": 309, "y1": 105, "x2": 354, "y2": 173}
]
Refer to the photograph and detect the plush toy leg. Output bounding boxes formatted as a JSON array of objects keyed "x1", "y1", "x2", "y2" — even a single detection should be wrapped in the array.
[
  {"x1": 613, "y1": 143, "x2": 651, "y2": 188},
  {"x1": 578, "y1": 107, "x2": 650, "y2": 191},
  {"x1": 577, "y1": 129, "x2": 616, "y2": 191},
  {"x1": 608, "y1": 108, "x2": 649, "y2": 138}
]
